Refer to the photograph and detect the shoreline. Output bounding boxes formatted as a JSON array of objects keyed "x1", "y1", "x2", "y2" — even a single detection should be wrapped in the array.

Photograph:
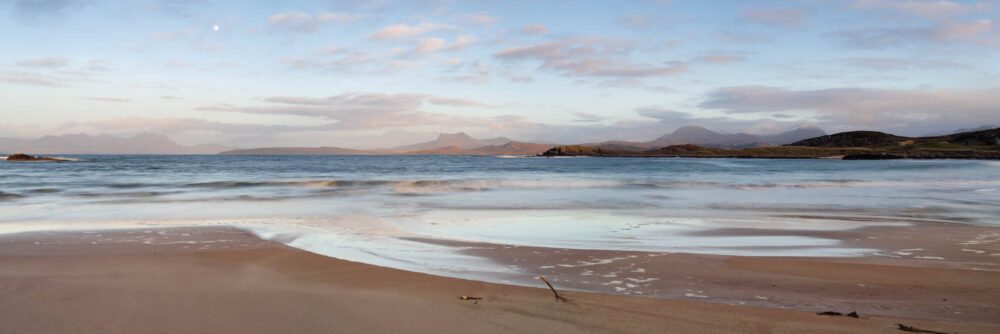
[{"x1": 2, "y1": 226, "x2": 998, "y2": 333}]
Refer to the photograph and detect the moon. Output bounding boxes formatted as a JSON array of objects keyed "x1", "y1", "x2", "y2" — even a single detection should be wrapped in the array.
[{"x1": 212, "y1": 24, "x2": 220, "y2": 31}]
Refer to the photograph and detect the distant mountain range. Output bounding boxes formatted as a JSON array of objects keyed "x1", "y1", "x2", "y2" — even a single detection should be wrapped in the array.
[
  {"x1": 923, "y1": 125, "x2": 999, "y2": 137},
  {"x1": 0, "y1": 133, "x2": 233, "y2": 155},
  {"x1": 392, "y1": 132, "x2": 512, "y2": 151},
  {"x1": 585, "y1": 125, "x2": 827, "y2": 150},
  {"x1": 221, "y1": 126, "x2": 827, "y2": 155},
  {"x1": 220, "y1": 132, "x2": 550, "y2": 155},
  {"x1": 20, "y1": 124, "x2": 993, "y2": 156},
  {"x1": 402, "y1": 141, "x2": 552, "y2": 155}
]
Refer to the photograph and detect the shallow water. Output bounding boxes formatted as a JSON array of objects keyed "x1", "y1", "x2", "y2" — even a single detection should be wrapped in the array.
[{"x1": 1, "y1": 155, "x2": 998, "y2": 283}]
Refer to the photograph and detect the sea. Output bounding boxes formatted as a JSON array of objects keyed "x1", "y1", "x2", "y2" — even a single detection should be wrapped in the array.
[{"x1": 2, "y1": 155, "x2": 998, "y2": 286}]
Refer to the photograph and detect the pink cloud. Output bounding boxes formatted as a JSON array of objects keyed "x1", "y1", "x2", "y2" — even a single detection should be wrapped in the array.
[
  {"x1": 416, "y1": 37, "x2": 446, "y2": 53},
  {"x1": 368, "y1": 22, "x2": 456, "y2": 40},
  {"x1": 852, "y1": 0, "x2": 992, "y2": 20},
  {"x1": 743, "y1": 8, "x2": 810, "y2": 27},
  {"x1": 520, "y1": 24, "x2": 549, "y2": 35},
  {"x1": 461, "y1": 12, "x2": 500, "y2": 26}
]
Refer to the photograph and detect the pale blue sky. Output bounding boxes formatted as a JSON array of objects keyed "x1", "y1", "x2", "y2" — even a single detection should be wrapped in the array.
[{"x1": 2, "y1": 0, "x2": 999, "y2": 147}]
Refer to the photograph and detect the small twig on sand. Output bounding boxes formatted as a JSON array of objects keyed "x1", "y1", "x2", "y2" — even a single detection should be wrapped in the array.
[
  {"x1": 896, "y1": 324, "x2": 948, "y2": 334},
  {"x1": 538, "y1": 276, "x2": 569, "y2": 303},
  {"x1": 459, "y1": 296, "x2": 483, "y2": 304},
  {"x1": 817, "y1": 310, "x2": 860, "y2": 318}
]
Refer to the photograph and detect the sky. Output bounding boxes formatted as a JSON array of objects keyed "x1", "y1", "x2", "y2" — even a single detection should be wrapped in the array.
[{"x1": 1, "y1": 0, "x2": 999, "y2": 148}]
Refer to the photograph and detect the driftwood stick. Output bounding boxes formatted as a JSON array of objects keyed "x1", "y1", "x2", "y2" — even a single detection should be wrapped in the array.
[
  {"x1": 538, "y1": 276, "x2": 568, "y2": 302},
  {"x1": 459, "y1": 296, "x2": 483, "y2": 304},
  {"x1": 896, "y1": 324, "x2": 948, "y2": 334}
]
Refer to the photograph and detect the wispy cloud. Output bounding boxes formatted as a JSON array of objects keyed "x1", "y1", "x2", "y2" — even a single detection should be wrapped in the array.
[
  {"x1": 313, "y1": 46, "x2": 346, "y2": 56},
  {"x1": 439, "y1": 60, "x2": 491, "y2": 84},
  {"x1": 197, "y1": 93, "x2": 494, "y2": 129},
  {"x1": 700, "y1": 86, "x2": 1000, "y2": 127},
  {"x1": 840, "y1": 57, "x2": 968, "y2": 70},
  {"x1": 572, "y1": 112, "x2": 607, "y2": 123},
  {"x1": 830, "y1": 19, "x2": 999, "y2": 47},
  {"x1": 0, "y1": 70, "x2": 64, "y2": 86},
  {"x1": 87, "y1": 116, "x2": 320, "y2": 134},
  {"x1": 144, "y1": 28, "x2": 196, "y2": 40},
  {"x1": 8, "y1": 0, "x2": 86, "y2": 22},
  {"x1": 697, "y1": 52, "x2": 747, "y2": 65},
  {"x1": 743, "y1": 8, "x2": 810, "y2": 27},
  {"x1": 495, "y1": 37, "x2": 688, "y2": 78},
  {"x1": 267, "y1": 11, "x2": 364, "y2": 32},
  {"x1": 86, "y1": 97, "x2": 131, "y2": 103},
  {"x1": 616, "y1": 14, "x2": 665, "y2": 30},
  {"x1": 851, "y1": 0, "x2": 993, "y2": 20},
  {"x1": 15, "y1": 57, "x2": 70, "y2": 68}
]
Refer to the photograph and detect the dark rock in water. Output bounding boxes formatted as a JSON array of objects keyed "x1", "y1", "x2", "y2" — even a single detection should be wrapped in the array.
[
  {"x1": 843, "y1": 153, "x2": 904, "y2": 160},
  {"x1": 5, "y1": 153, "x2": 69, "y2": 162},
  {"x1": 0, "y1": 191, "x2": 24, "y2": 200}
]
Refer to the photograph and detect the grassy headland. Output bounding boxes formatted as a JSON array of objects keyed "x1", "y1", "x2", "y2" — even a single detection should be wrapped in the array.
[{"x1": 541, "y1": 128, "x2": 1000, "y2": 159}]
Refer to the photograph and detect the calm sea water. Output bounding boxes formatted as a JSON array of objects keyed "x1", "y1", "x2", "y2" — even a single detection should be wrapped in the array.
[{"x1": 2, "y1": 155, "x2": 998, "y2": 281}]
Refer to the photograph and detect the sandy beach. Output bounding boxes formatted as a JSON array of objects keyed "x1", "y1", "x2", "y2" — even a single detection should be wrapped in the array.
[{"x1": 1, "y1": 226, "x2": 996, "y2": 334}]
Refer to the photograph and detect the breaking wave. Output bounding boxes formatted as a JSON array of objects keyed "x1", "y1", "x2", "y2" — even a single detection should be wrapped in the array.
[{"x1": 181, "y1": 178, "x2": 1000, "y2": 193}]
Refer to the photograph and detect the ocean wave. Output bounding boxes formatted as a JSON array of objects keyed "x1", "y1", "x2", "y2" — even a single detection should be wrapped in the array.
[
  {"x1": 50, "y1": 156, "x2": 84, "y2": 161},
  {"x1": 108, "y1": 182, "x2": 160, "y2": 189},
  {"x1": 28, "y1": 188, "x2": 62, "y2": 193},
  {"x1": 730, "y1": 179, "x2": 1000, "y2": 190},
  {"x1": 73, "y1": 191, "x2": 177, "y2": 198},
  {"x1": 170, "y1": 177, "x2": 1000, "y2": 195},
  {"x1": 183, "y1": 178, "x2": 632, "y2": 192}
]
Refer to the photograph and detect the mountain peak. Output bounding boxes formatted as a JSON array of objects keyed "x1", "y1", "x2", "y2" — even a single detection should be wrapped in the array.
[
  {"x1": 394, "y1": 132, "x2": 489, "y2": 151},
  {"x1": 675, "y1": 125, "x2": 709, "y2": 130},
  {"x1": 671, "y1": 125, "x2": 716, "y2": 134},
  {"x1": 437, "y1": 132, "x2": 474, "y2": 140}
]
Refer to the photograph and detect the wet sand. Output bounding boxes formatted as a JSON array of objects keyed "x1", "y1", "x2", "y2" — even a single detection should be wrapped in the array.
[
  {"x1": 409, "y1": 221, "x2": 1000, "y2": 324},
  {"x1": 1, "y1": 226, "x2": 997, "y2": 333}
]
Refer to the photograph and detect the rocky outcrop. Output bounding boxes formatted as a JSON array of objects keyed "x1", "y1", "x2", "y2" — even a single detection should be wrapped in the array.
[
  {"x1": 842, "y1": 153, "x2": 904, "y2": 160},
  {"x1": 845, "y1": 151, "x2": 1000, "y2": 160},
  {"x1": 541, "y1": 145, "x2": 627, "y2": 157},
  {"x1": 5, "y1": 153, "x2": 70, "y2": 161}
]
